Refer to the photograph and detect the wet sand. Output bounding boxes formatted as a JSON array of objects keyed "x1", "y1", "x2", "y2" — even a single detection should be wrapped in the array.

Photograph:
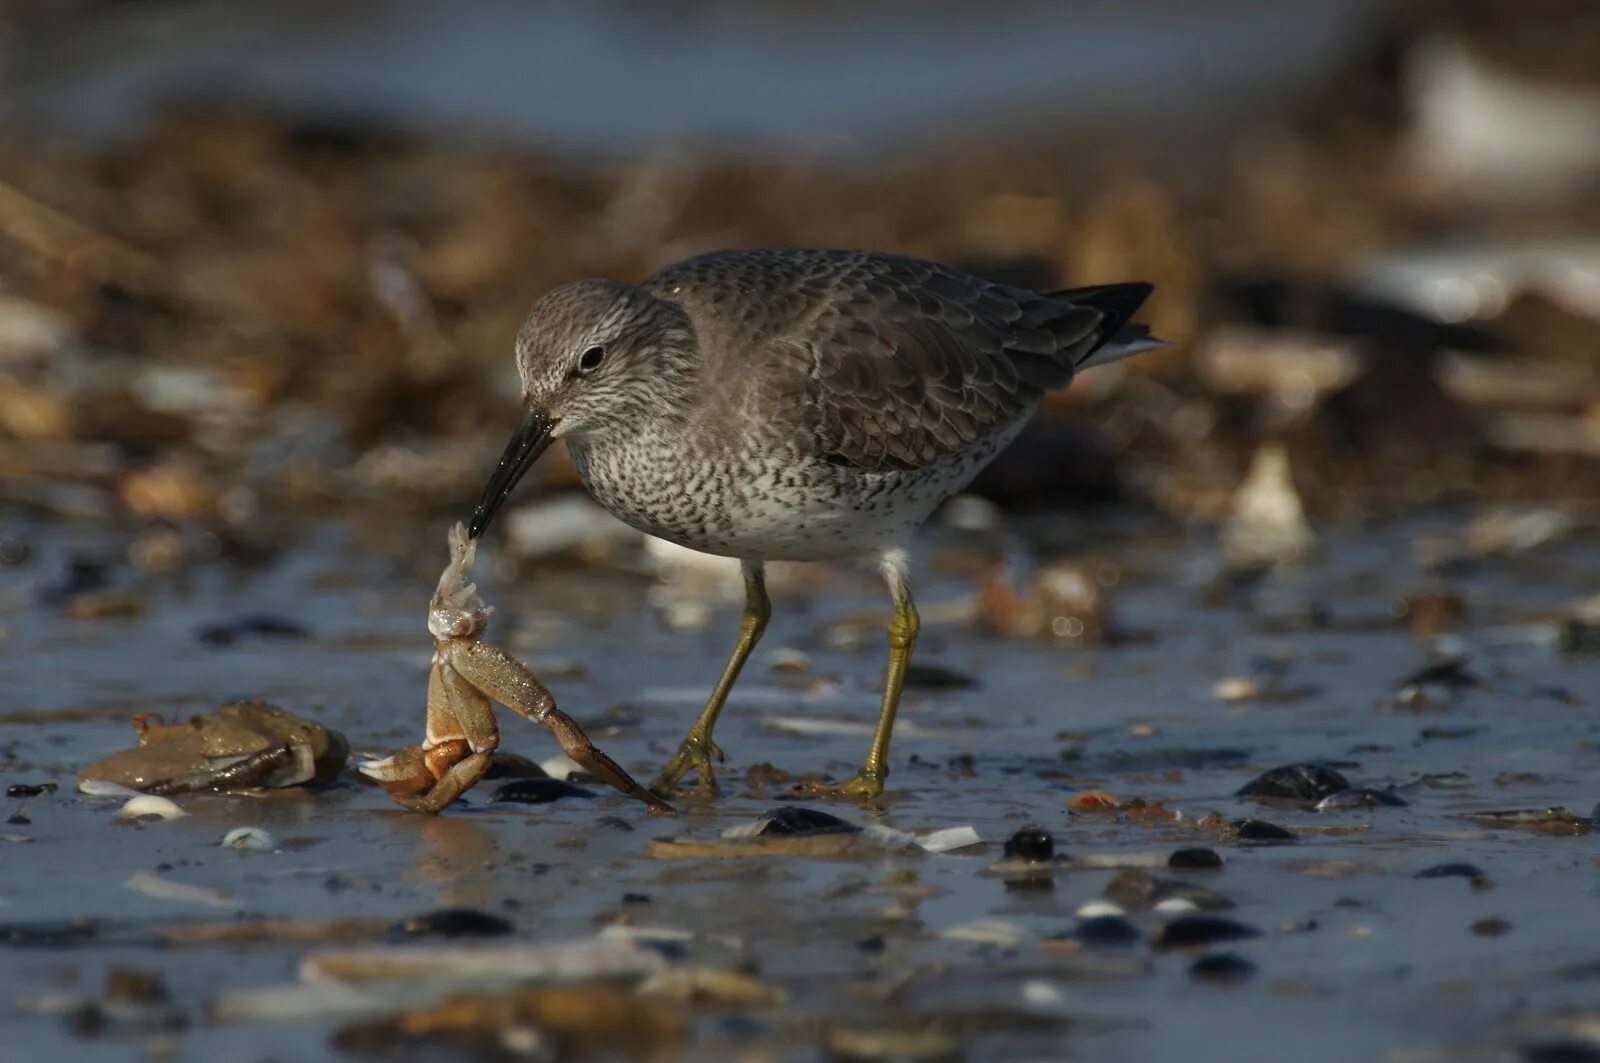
[{"x1": 4, "y1": 510, "x2": 1597, "y2": 1061}]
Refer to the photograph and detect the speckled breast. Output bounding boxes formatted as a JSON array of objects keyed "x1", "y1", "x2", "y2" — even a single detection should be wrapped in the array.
[{"x1": 565, "y1": 413, "x2": 1028, "y2": 562}]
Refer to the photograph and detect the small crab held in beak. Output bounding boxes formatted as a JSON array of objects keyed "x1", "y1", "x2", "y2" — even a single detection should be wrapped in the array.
[{"x1": 360, "y1": 523, "x2": 672, "y2": 815}]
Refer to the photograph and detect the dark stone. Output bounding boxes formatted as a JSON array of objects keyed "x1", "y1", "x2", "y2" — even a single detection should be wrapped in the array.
[
  {"x1": 1003, "y1": 827, "x2": 1054, "y2": 863},
  {"x1": 1236, "y1": 763, "x2": 1350, "y2": 802},
  {"x1": 1168, "y1": 847, "x2": 1223, "y2": 870},
  {"x1": 1153, "y1": 916, "x2": 1261, "y2": 950},
  {"x1": 1189, "y1": 952, "x2": 1257, "y2": 982},
  {"x1": 1316, "y1": 787, "x2": 1407, "y2": 810},
  {"x1": 395, "y1": 908, "x2": 513, "y2": 938},
  {"x1": 753, "y1": 807, "x2": 858, "y2": 836},
  {"x1": 7, "y1": 783, "x2": 56, "y2": 798},
  {"x1": 0, "y1": 919, "x2": 102, "y2": 947},
  {"x1": 1232, "y1": 818, "x2": 1297, "y2": 842},
  {"x1": 1413, "y1": 862, "x2": 1491, "y2": 888},
  {"x1": 1397, "y1": 656, "x2": 1480, "y2": 690},
  {"x1": 1523, "y1": 1040, "x2": 1600, "y2": 1062},
  {"x1": 594, "y1": 816, "x2": 635, "y2": 831},
  {"x1": 622, "y1": 893, "x2": 651, "y2": 904},
  {"x1": 7, "y1": 813, "x2": 29, "y2": 825},
  {"x1": 489, "y1": 778, "x2": 596, "y2": 804},
  {"x1": 902, "y1": 662, "x2": 978, "y2": 690},
  {"x1": 1558, "y1": 619, "x2": 1600, "y2": 656},
  {"x1": 195, "y1": 614, "x2": 312, "y2": 647},
  {"x1": 38, "y1": 557, "x2": 109, "y2": 605},
  {"x1": 855, "y1": 934, "x2": 887, "y2": 954},
  {"x1": 1419, "y1": 726, "x2": 1482, "y2": 741},
  {"x1": 1472, "y1": 916, "x2": 1512, "y2": 937},
  {"x1": 1074, "y1": 916, "x2": 1142, "y2": 946}
]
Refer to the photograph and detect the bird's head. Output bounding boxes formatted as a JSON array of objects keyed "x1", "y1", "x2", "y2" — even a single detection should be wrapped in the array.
[{"x1": 469, "y1": 279, "x2": 697, "y2": 538}]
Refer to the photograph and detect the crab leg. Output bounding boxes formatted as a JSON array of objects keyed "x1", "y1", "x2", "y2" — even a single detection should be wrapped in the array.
[
  {"x1": 389, "y1": 750, "x2": 494, "y2": 814},
  {"x1": 445, "y1": 640, "x2": 674, "y2": 815}
]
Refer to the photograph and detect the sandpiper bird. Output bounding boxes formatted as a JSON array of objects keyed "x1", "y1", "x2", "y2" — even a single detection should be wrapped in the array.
[{"x1": 469, "y1": 248, "x2": 1159, "y2": 799}]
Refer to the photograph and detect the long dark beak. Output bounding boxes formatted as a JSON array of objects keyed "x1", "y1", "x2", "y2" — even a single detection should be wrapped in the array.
[{"x1": 468, "y1": 407, "x2": 554, "y2": 539}]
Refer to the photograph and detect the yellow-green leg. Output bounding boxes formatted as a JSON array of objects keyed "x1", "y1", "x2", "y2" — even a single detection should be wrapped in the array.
[
  {"x1": 649, "y1": 560, "x2": 770, "y2": 798},
  {"x1": 800, "y1": 551, "x2": 919, "y2": 800}
]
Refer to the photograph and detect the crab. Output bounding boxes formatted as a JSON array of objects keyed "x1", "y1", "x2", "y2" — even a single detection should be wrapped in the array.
[
  {"x1": 78, "y1": 699, "x2": 349, "y2": 794},
  {"x1": 360, "y1": 522, "x2": 672, "y2": 815}
]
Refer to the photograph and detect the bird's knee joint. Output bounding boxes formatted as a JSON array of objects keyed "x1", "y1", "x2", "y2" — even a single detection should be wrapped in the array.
[{"x1": 888, "y1": 609, "x2": 919, "y2": 648}]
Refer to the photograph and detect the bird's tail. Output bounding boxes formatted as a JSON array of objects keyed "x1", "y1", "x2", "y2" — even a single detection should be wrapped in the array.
[{"x1": 1052, "y1": 282, "x2": 1164, "y2": 369}]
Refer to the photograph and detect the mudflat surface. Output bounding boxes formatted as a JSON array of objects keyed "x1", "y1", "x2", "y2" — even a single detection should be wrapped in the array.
[{"x1": 2, "y1": 509, "x2": 1597, "y2": 1061}]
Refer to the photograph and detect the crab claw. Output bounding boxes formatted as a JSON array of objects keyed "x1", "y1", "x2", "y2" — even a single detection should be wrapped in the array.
[{"x1": 360, "y1": 746, "x2": 434, "y2": 798}]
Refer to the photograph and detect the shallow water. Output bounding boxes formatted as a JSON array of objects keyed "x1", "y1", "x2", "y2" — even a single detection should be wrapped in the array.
[{"x1": 2, "y1": 509, "x2": 1598, "y2": 1061}]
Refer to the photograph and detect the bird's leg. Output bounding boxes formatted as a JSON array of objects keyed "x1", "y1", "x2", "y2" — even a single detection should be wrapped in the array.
[
  {"x1": 799, "y1": 551, "x2": 918, "y2": 800},
  {"x1": 650, "y1": 560, "x2": 769, "y2": 799}
]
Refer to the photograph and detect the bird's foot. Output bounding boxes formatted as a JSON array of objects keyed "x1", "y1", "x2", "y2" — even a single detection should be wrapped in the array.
[
  {"x1": 649, "y1": 732, "x2": 724, "y2": 799},
  {"x1": 793, "y1": 767, "x2": 885, "y2": 801}
]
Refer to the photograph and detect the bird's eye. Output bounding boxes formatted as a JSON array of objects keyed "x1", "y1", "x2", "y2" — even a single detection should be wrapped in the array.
[{"x1": 577, "y1": 345, "x2": 605, "y2": 375}]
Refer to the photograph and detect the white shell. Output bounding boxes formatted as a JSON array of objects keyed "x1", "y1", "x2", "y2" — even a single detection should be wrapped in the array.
[
  {"x1": 222, "y1": 827, "x2": 278, "y2": 851},
  {"x1": 116, "y1": 795, "x2": 188, "y2": 820}
]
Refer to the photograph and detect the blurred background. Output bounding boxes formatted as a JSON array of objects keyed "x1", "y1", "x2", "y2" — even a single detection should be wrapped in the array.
[{"x1": 1, "y1": 0, "x2": 1598, "y2": 584}]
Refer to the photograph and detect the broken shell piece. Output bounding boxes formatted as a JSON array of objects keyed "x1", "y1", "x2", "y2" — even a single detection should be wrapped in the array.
[
  {"x1": 115, "y1": 795, "x2": 187, "y2": 821},
  {"x1": 302, "y1": 939, "x2": 665, "y2": 987},
  {"x1": 221, "y1": 827, "x2": 278, "y2": 851},
  {"x1": 1220, "y1": 443, "x2": 1317, "y2": 570},
  {"x1": 940, "y1": 918, "x2": 1028, "y2": 946},
  {"x1": 912, "y1": 825, "x2": 983, "y2": 853},
  {"x1": 539, "y1": 755, "x2": 588, "y2": 781},
  {"x1": 123, "y1": 871, "x2": 238, "y2": 910}
]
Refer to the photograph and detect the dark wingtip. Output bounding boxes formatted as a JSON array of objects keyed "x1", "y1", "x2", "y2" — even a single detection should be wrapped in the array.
[{"x1": 1051, "y1": 281, "x2": 1154, "y2": 337}]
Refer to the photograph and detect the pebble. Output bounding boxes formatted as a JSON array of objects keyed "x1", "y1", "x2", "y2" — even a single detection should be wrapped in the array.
[
  {"x1": 488, "y1": 778, "x2": 597, "y2": 805},
  {"x1": 7, "y1": 783, "x2": 56, "y2": 798},
  {"x1": 394, "y1": 908, "x2": 514, "y2": 938},
  {"x1": 901, "y1": 662, "x2": 978, "y2": 690},
  {"x1": 1168, "y1": 847, "x2": 1223, "y2": 870},
  {"x1": 1074, "y1": 916, "x2": 1143, "y2": 946},
  {"x1": 194, "y1": 613, "x2": 311, "y2": 647},
  {"x1": 220, "y1": 827, "x2": 276, "y2": 851},
  {"x1": 1002, "y1": 827, "x2": 1054, "y2": 863},
  {"x1": 1472, "y1": 916, "x2": 1512, "y2": 937},
  {"x1": 1189, "y1": 952, "x2": 1257, "y2": 982},
  {"x1": 1153, "y1": 915, "x2": 1260, "y2": 950},
  {"x1": 723, "y1": 807, "x2": 857, "y2": 839},
  {"x1": 1522, "y1": 1041, "x2": 1600, "y2": 1062},
  {"x1": 1413, "y1": 862, "x2": 1493, "y2": 890},
  {"x1": 1316, "y1": 787, "x2": 1407, "y2": 810},
  {"x1": 1236, "y1": 763, "x2": 1351, "y2": 802},
  {"x1": 1232, "y1": 818, "x2": 1298, "y2": 842}
]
